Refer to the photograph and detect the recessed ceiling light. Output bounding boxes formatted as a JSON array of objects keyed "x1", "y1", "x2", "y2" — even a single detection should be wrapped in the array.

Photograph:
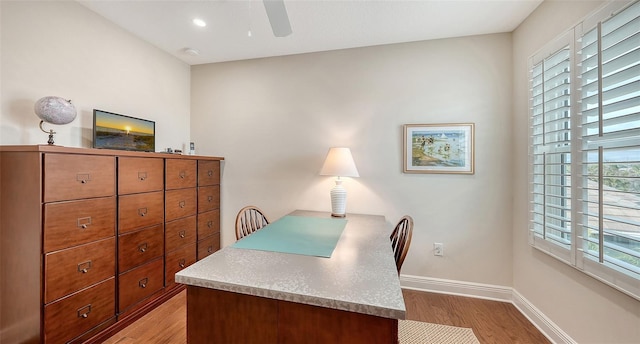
[
  {"x1": 184, "y1": 48, "x2": 200, "y2": 56},
  {"x1": 192, "y1": 18, "x2": 206, "y2": 27}
]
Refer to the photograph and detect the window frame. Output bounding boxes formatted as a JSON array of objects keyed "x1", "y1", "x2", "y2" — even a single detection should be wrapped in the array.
[{"x1": 528, "y1": 0, "x2": 639, "y2": 301}]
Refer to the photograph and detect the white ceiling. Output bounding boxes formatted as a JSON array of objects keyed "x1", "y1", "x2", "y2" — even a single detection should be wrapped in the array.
[{"x1": 78, "y1": 0, "x2": 543, "y2": 65}]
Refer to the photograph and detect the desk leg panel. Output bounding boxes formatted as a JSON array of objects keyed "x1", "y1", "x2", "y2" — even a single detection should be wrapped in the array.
[
  {"x1": 187, "y1": 286, "x2": 278, "y2": 343},
  {"x1": 187, "y1": 286, "x2": 398, "y2": 344},
  {"x1": 278, "y1": 300, "x2": 397, "y2": 344}
]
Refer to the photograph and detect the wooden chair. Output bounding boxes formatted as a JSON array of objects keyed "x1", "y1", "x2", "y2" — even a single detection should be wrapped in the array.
[
  {"x1": 235, "y1": 206, "x2": 270, "y2": 240},
  {"x1": 390, "y1": 215, "x2": 413, "y2": 274}
]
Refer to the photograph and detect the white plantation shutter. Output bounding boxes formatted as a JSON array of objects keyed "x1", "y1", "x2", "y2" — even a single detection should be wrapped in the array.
[
  {"x1": 578, "y1": 0, "x2": 640, "y2": 282},
  {"x1": 530, "y1": 47, "x2": 573, "y2": 252},
  {"x1": 529, "y1": 0, "x2": 640, "y2": 299}
]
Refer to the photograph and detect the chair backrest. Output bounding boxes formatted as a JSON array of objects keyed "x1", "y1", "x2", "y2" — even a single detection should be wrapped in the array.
[
  {"x1": 235, "y1": 206, "x2": 270, "y2": 240},
  {"x1": 390, "y1": 215, "x2": 413, "y2": 274}
]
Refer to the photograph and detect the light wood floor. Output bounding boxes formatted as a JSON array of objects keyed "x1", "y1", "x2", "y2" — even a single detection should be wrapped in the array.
[
  {"x1": 104, "y1": 288, "x2": 550, "y2": 344},
  {"x1": 402, "y1": 289, "x2": 550, "y2": 344}
]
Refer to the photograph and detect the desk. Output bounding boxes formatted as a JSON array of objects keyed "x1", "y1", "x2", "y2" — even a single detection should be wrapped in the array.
[{"x1": 175, "y1": 210, "x2": 406, "y2": 343}]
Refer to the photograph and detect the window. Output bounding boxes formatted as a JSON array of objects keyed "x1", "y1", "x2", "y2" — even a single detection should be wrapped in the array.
[{"x1": 529, "y1": 0, "x2": 640, "y2": 300}]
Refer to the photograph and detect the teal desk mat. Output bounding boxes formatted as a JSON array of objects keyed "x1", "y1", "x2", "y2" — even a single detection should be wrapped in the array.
[{"x1": 232, "y1": 215, "x2": 347, "y2": 258}]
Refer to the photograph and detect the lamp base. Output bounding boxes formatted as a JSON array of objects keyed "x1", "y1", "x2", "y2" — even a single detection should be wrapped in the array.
[{"x1": 330, "y1": 178, "x2": 347, "y2": 217}]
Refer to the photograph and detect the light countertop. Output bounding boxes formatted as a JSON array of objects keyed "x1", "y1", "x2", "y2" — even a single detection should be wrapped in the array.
[{"x1": 175, "y1": 210, "x2": 406, "y2": 319}]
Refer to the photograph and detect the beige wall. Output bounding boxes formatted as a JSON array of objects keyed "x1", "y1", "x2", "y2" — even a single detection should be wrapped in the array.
[
  {"x1": 191, "y1": 33, "x2": 515, "y2": 286},
  {"x1": 512, "y1": 1, "x2": 640, "y2": 343},
  {"x1": 0, "y1": 1, "x2": 191, "y2": 149}
]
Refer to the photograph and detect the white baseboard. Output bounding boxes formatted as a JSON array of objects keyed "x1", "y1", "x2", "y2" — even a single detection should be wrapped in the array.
[
  {"x1": 399, "y1": 274, "x2": 575, "y2": 344},
  {"x1": 511, "y1": 289, "x2": 577, "y2": 344},
  {"x1": 400, "y1": 274, "x2": 513, "y2": 302}
]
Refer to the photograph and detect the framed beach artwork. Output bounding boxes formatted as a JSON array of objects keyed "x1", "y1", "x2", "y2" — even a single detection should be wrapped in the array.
[{"x1": 403, "y1": 123, "x2": 475, "y2": 174}]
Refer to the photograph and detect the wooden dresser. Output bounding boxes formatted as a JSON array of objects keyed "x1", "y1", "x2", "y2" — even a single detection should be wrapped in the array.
[{"x1": 0, "y1": 145, "x2": 223, "y2": 344}]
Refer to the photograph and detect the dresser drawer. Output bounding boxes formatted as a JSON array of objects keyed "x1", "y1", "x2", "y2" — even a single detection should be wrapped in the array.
[
  {"x1": 44, "y1": 277, "x2": 115, "y2": 344},
  {"x1": 197, "y1": 185, "x2": 220, "y2": 214},
  {"x1": 197, "y1": 233, "x2": 220, "y2": 260},
  {"x1": 198, "y1": 160, "x2": 220, "y2": 186},
  {"x1": 44, "y1": 154, "x2": 115, "y2": 202},
  {"x1": 118, "y1": 224, "x2": 164, "y2": 273},
  {"x1": 44, "y1": 197, "x2": 116, "y2": 253},
  {"x1": 165, "y1": 188, "x2": 197, "y2": 222},
  {"x1": 165, "y1": 159, "x2": 196, "y2": 190},
  {"x1": 44, "y1": 237, "x2": 116, "y2": 304},
  {"x1": 118, "y1": 191, "x2": 164, "y2": 233},
  {"x1": 118, "y1": 258, "x2": 164, "y2": 312},
  {"x1": 118, "y1": 157, "x2": 164, "y2": 195},
  {"x1": 197, "y1": 209, "x2": 220, "y2": 240},
  {"x1": 165, "y1": 242, "x2": 196, "y2": 287},
  {"x1": 165, "y1": 215, "x2": 197, "y2": 253}
]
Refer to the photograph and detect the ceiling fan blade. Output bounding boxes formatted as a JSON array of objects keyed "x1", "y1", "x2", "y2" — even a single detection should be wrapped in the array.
[{"x1": 263, "y1": 0, "x2": 292, "y2": 37}]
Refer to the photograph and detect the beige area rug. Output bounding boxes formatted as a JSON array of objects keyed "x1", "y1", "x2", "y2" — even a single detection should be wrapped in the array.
[{"x1": 399, "y1": 320, "x2": 481, "y2": 344}]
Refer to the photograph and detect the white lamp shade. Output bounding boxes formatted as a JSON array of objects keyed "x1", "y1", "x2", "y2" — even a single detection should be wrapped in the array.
[{"x1": 319, "y1": 147, "x2": 359, "y2": 177}]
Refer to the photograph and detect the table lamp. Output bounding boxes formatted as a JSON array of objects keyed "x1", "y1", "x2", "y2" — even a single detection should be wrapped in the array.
[{"x1": 320, "y1": 147, "x2": 359, "y2": 217}]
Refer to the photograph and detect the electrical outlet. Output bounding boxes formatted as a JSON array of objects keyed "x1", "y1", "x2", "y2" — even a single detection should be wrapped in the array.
[{"x1": 434, "y1": 243, "x2": 444, "y2": 256}]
